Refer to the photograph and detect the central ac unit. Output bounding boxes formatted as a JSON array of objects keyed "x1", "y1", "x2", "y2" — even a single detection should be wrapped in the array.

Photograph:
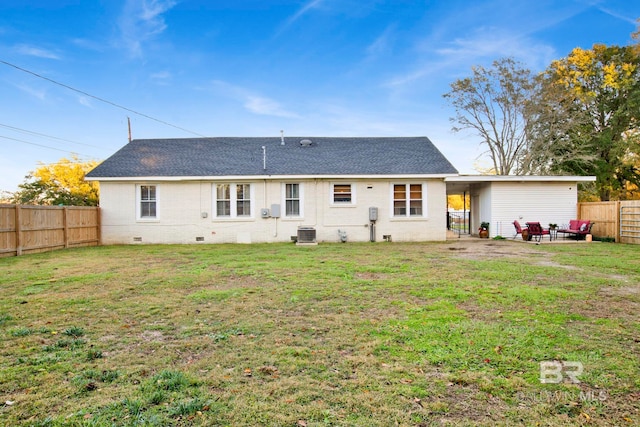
[{"x1": 297, "y1": 227, "x2": 317, "y2": 245}]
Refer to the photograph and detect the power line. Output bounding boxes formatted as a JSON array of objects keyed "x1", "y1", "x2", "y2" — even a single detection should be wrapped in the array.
[
  {"x1": 0, "y1": 59, "x2": 207, "y2": 138},
  {"x1": 0, "y1": 122, "x2": 109, "y2": 151},
  {"x1": 0, "y1": 134, "x2": 91, "y2": 157}
]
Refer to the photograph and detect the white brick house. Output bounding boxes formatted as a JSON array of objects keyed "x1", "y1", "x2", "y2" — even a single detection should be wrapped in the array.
[
  {"x1": 86, "y1": 136, "x2": 595, "y2": 244},
  {"x1": 87, "y1": 137, "x2": 458, "y2": 244}
]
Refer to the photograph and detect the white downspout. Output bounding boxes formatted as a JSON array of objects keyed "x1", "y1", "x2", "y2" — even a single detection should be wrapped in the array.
[{"x1": 264, "y1": 179, "x2": 277, "y2": 238}]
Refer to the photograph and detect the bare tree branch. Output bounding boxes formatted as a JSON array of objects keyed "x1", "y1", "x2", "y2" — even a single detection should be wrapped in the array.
[{"x1": 443, "y1": 58, "x2": 534, "y2": 175}]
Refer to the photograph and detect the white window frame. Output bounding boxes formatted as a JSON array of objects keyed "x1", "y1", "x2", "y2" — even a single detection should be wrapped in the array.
[
  {"x1": 213, "y1": 183, "x2": 254, "y2": 219},
  {"x1": 330, "y1": 183, "x2": 356, "y2": 206},
  {"x1": 215, "y1": 184, "x2": 231, "y2": 217},
  {"x1": 136, "y1": 184, "x2": 159, "y2": 221},
  {"x1": 391, "y1": 183, "x2": 426, "y2": 218},
  {"x1": 282, "y1": 183, "x2": 304, "y2": 218},
  {"x1": 235, "y1": 183, "x2": 252, "y2": 217}
]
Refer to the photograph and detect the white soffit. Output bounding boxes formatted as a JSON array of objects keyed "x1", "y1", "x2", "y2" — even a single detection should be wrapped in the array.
[{"x1": 445, "y1": 175, "x2": 596, "y2": 183}]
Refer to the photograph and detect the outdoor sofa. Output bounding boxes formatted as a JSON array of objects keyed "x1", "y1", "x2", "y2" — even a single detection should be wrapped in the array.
[{"x1": 557, "y1": 220, "x2": 594, "y2": 240}]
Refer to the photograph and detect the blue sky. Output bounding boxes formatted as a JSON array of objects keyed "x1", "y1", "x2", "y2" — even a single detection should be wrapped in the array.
[{"x1": 0, "y1": 0, "x2": 638, "y2": 193}]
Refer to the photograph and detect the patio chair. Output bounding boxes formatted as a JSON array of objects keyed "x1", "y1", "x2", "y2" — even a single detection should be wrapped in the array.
[
  {"x1": 525, "y1": 222, "x2": 550, "y2": 242},
  {"x1": 512, "y1": 220, "x2": 525, "y2": 239}
]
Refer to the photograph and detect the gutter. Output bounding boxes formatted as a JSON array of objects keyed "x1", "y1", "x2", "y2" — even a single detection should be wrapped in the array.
[{"x1": 86, "y1": 173, "x2": 460, "y2": 182}]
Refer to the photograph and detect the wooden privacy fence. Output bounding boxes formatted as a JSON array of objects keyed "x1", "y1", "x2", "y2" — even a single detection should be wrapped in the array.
[
  {"x1": 0, "y1": 204, "x2": 100, "y2": 257},
  {"x1": 577, "y1": 200, "x2": 640, "y2": 243}
]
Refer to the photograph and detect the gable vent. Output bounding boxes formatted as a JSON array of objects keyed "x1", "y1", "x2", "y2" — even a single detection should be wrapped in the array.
[{"x1": 299, "y1": 139, "x2": 312, "y2": 147}]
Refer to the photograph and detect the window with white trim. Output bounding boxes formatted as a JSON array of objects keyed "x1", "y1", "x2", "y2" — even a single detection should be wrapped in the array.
[
  {"x1": 285, "y1": 183, "x2": 301, "y2": 217},
  {"x1": 236, "y1": 184, "x2": 251, "y2": 216},
  {"x1": 332, "y1": 184, "x2": 353, "y2": 204},
  {"x1": 215, "y1": 183, "x2": 252, "y2": 218},
  {"x1": 393, "y1": 184, "x2": 423, "y2": 217},
  {"x1": 216, "y1": 184, "x2": 231, "y2": 217},
  {"x1": 138, "y1": 185, "x2": 157, "y2": 219}
]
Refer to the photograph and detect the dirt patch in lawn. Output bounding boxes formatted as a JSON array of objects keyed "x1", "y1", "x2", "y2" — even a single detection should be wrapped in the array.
[
  {"x1": 600, "y1": 284, "x2": 640, "y2": 297},
  {"x1": 446, "y1": 240, "x2": 549, "y2": 260},
  {"x1": 534, "y1": 259, "x2": 581, "y2": 270}
]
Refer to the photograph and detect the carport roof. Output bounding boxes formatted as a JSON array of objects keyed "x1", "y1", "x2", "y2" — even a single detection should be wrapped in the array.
[{"x1": 445, "y1": 175, "x2": 596, "y2": 194}]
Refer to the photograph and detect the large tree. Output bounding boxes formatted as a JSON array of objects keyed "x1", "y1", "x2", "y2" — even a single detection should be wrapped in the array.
[
  {"x1": 443, "y1": 58, "x2": 535, "y2": 175},
  {"x1": 525, "y1": 44, "x2": 640, "y2": 200},
  {"x1": 9, "y1": 156, "x2": 100, "y2": 206}
]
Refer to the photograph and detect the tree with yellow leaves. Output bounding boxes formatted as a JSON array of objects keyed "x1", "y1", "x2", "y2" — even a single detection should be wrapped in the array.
[
  {"x1": 525, "y1": 43, "x2": 640, "y2": 201},
  {"x1": 9, "y1": 156, "x2": 100, "y2": 206},
  {"x1": 447, "y1": 194, "x2": 469, "y2": 211}
]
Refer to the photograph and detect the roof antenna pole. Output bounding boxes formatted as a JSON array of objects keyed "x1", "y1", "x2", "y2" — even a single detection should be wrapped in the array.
[
  {"x1": 127, "y1": 116, "x2": 132, "y2": 143},
  {"x1": 280, "y1": 130, "x2": 285, "y2": 146},
  {"x1": 262, "y1": 146, "x2": 266, "y2": 170}
]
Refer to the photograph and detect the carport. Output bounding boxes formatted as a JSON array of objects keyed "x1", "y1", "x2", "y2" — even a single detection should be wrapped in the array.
[{"x1": 444, "y1": 175, "x2": 596, "y2": 238}]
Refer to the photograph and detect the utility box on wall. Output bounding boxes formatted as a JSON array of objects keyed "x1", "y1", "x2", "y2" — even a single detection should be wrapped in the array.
[
  {"x1": 270, "y1": 204, "x2": 281, "y2": 218},
  {"x1": 260, "y1": 208, "x2": 270, "y2": 218},
  {"x1": 369, "y1": 207, "x2": 378, "y2": 221}
]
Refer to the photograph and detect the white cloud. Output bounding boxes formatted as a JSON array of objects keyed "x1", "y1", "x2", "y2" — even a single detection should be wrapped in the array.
[
  {"x1": 274, "y1": 0, "x2": 324, "y2": 37},
  {"x1": 596, "y1": 6, "x2": 638, "y2": 25},
  {"x1": 386, "y1": 68, "x2": 431, "y2": 88},
  {"x1": 435, "y1": 27, "x2": 555, "y2": 67},
  {"x1": 209, "y1": 80, "x2": 299, "y2": 119},
  {"x1": 287, "y1": 0, "x2": 324, "y2": 25},
  {"x1": 383, "y1": 0, "x2": 600, "y2": 90},
  {"x1": 244, "y1": 96, "x2": 299, "y2": 118},
  {"x1": 78, "y1": 96, "x2": 92, "y2": 108},
  {"x1": 365, "y1": 24, "x2": 396, "y2": 61},
  {"x1": 290, "y1": 98, "x2": 430, "y2": 137},
  {"x1": 15, "y1": 84, "x2": 47, "y2": 101},
  {"x1": 387, "y1": 27, "x2": 556, "y2": 88},
  {"x1": 118, "y1": 0, "x2": 177, "y2": 57},
  {"x1": 71, "y1": 38, "x2": 106, "y2": 52},
  {"x1": 150, "y1": 70, "x2": 172, "y2": 85},
  {"x1": 15, "y1": 44, "x2": 60, "y2": 60}
]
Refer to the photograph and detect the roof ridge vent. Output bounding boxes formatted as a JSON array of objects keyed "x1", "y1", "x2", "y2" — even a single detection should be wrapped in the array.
[{"x1": 299, "y1": 138, "x2": 312, "y2": 147}]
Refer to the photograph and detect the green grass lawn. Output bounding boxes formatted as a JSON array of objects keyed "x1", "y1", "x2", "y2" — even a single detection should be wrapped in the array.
[{"x1": 0, "y1": 241, "x2": 638, "y2": 426}]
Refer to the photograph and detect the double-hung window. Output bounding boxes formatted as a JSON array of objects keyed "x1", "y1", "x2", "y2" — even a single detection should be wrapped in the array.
[
  {"x1": 216, "y1": 184, "x2": 231, "y2": 217},
  {"x1": 236, "y1": 184, "x2": 251, "y2": 216},
  {"x1": 138, "y1": 185, "x2": 157, "y2": 219},
  {"x1": 215, "y1": 183, "x2": 252, "y2": 218},
  {"x1": 393, "y1": 184, "x2": 423, "y2": 217},
  {"x1": 332, "y1": 184, "x2": 353, "y2": 204},
  {"x1": 285, "y1": 183, "x2": 301, "y2": 217}
]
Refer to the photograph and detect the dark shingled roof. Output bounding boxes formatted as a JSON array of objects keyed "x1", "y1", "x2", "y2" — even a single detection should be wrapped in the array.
[{"x1": 86, "y1": 137, "x2": 458, "y2": 178}]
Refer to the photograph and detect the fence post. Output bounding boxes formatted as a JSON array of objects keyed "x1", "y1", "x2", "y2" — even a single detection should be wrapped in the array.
[
  {"x1": 615, "y1": 201, "x2": 620, "y2": 242},
  {"x1": 63, "y1": 207, "x2": 69, "y2": 249},
  {"x1": 97, "y1": 207, "x2": 101, "y2": 246},
  {"x1": 15, "y1": 205, "x2": 22, "y2": 256}
]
